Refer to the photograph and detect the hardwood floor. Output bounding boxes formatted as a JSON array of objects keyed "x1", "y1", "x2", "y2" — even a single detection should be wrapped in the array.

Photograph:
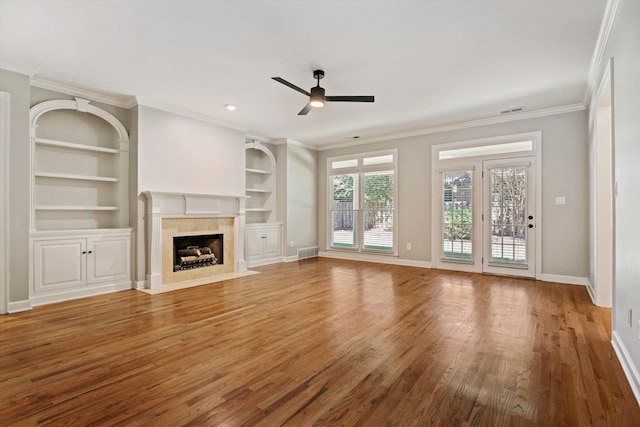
[{"x1": 1, "y1": 258, "x2": 638, "y2": 426}]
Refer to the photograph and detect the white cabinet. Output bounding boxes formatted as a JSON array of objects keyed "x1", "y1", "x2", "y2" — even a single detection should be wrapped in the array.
[
  {"x1": 245, "y1": 141, "x2": 276, "y2": 224},
  {"x1": 245, "y1": 223, "x2": 282, "y2": 267},
  {"x1": 31, "y1": 230, "x2": 132, "y2": 305}
]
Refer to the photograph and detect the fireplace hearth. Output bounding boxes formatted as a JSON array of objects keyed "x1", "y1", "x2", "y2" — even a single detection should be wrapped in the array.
[{"x1": 173, "y1": 234, "x2": 223, "y2": 272}]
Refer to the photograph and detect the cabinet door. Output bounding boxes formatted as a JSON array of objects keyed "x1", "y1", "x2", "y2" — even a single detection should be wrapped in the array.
[
  {"x1": 263, "y1": 228, "x2": 282, "y2": 258},
  {"x1": 87, "y1": 235, "x2": 130, "y2": 284},
  {"x1": 246, "y1": 230, "x2": 265, "y2": 259},
  {"x1": 34, "y1": 239, "x2": 86, "y2": 292}
]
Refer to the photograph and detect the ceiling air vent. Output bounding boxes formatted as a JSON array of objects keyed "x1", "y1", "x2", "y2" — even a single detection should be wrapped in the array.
[{"x1": 500, "y1": 106, "x2": 526, "y2": 114}]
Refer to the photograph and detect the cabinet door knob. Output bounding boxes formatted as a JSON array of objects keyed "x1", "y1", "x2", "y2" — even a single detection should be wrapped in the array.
[
  {"x1": 82, "y1": 251, "x2": 87, "y2": 254},
  {"x1": 88, "y1": 250, "x2": 93, "y2": 254}
]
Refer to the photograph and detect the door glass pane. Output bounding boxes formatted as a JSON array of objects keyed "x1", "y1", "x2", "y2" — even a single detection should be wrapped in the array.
[
  {"x1": 442, "y1": 170, "x2": 473, "y2": 261},
  {"x1": 489, "y1": 166, "x2": 527, "y2": 265},
  {"x1": 331, "y1": 174, "x2": 357, "y2": 248},
  {"x1": 363, "y1": 171, "x2": 394, "y2": 251}
]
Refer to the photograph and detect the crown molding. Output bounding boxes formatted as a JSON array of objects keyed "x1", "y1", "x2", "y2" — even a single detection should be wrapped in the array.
[
  {"x1": 0, "y1": 61, "x2": 38, "y2": 76},
  {"x1": 318, "y1": 103, "x2": 586, "y2": 151},
  {"x1": 269, "y1": 138, "x2": 319, "y2": 150},
  {"x1": 136, "y1": 97, "x2": 248, "y2": 133},
  {"x1": 245, "y1": 133, "x2": 272, "y2": 144},
  {"x1": 583, "y1": 0, "x2": 620, "y2": 107},
  {"x1": 30, "y1": 77, "x2": 137, "y2": 109}
]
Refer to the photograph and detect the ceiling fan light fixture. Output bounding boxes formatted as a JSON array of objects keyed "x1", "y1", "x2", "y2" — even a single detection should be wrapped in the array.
[{"x1": 310, "y1": 86, "x2": 325, "y2": 107}]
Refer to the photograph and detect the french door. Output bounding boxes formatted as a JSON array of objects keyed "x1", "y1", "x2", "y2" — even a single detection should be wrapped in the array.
[
  {"x1": 436, "y1": 156, "x2": 536, "y2": 278},
  {"x1": 482, "y1": 157, "x2": 536, "y2": 277}
]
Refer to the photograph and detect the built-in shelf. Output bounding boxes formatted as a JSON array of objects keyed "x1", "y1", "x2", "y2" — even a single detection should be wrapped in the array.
[
  {"x1": 35, "y1": 137, "x2": 119, "y2": 154},
  {"x1": 245, "y1": 167, "x2": 271, "y2": 175},
  {"x1": 35, "y1": 172, "x2": 120, "y2": 182},
  {"x1": 35, "y1": 206, "x2": 120, "y2": 211},
  {"x1": 245, "y1": 141, "x2": 276, "y2": 224}
]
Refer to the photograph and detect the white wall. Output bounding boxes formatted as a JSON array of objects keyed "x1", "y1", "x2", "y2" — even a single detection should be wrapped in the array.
[
  {"x1": 134, "y1": 105, "x2": 246, "y2": 285},
  {"x1": 137, "y1": 105, "x2": 245, "y2": 196},
  {"x1": 591, "y1": 0, "x2": 640, "y2": 401},
  {"x1": 318, "y1": 110, "x2": 589, "y2": 279}
]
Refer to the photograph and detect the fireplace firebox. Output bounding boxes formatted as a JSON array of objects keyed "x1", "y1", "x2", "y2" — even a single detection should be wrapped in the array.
[{"x1": 173, "y1": 234, "x2": 223, "y2": 272}]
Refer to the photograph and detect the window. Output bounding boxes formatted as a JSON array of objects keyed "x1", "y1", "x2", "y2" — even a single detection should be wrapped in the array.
[
  {"x1": 438, "y1": 140, "x2": 533, "y2": 160},
  {"x1": 329, "y1": 150, "x2": 397, "y2": 253},
  {"x1": 441, "y1": 170, "x2": 473, "y2": 261}
]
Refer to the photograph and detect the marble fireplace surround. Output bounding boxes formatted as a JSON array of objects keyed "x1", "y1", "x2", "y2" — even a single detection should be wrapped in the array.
[{"x1": 143, "y1": 192, "x2": 248, "y2": 289}]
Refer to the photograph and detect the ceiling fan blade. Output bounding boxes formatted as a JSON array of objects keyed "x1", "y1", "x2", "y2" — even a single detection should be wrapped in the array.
[
  {"x1": 325, "y1": 95, "x2": 375, "y2": 102},
  {"x1": 298, "y1": 103, "x2": 312, "y2": 115},
  {"x1": 272, "y1": 77, "x2": 310, "y2": 96}
]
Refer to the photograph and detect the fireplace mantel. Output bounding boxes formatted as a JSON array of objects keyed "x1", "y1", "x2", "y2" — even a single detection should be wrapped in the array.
[{"x1": 143, "y1": 191, "x2": 248, "y2": 289}]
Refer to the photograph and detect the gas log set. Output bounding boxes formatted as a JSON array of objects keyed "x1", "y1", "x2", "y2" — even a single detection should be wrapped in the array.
[
  {"x1": 175, "y1": 246, "x2": 217, "y2": 270},
  {"x1": 173, "y1": 234, "x2": 223, "y2": 272}
]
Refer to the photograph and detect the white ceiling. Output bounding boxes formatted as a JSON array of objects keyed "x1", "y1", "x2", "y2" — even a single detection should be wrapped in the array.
[{"x1": 0, "y1": 0, "x2": 607, "y2": 147}]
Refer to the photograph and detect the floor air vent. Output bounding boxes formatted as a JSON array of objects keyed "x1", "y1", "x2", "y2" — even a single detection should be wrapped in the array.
[{"x1": 297, "y1": 247, "x2": 319, "y2": 260}]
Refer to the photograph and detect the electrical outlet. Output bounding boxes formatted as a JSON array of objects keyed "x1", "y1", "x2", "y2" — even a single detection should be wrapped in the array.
[
  {"x1": 290, "y1": 240, "x2": 294, "y2": 247},
  {"x1": 406, "y1": 243, "x2": 412, "y2": 250}
]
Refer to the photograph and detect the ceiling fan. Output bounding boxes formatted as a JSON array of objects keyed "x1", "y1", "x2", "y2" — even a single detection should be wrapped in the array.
[{"x1": 272, "y1": 70, "x2": 375, "y2": 115}]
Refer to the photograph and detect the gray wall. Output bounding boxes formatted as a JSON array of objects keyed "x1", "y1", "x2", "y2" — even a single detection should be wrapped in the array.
[
  {"x1": 286, "y1": 144, "x2": 318, "y2": 256},
  {"x1": 0, "y1": 69, "x2": 30, "y2": 303},
  {"x1": 276, "y1": 142, "x2": 318, "y2": 257},
  {"x1": 318, "y1": 109, "x2": 589, "y2": 278},
  {"x1": 591, "y1": 0, "x2": 640, "y2": 388}
]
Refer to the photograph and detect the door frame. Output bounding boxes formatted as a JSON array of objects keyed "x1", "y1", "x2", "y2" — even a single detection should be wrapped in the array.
[
  {"x1": 431, "y1": 131, "x2": 542, "y2": 279},
  {"x1": 482, "y1": 156, "x2": 536, "y2": 278}
]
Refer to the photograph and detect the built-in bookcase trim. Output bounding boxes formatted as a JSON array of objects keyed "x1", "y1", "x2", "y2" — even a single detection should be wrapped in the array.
[
  {"x1": 245, "y1": 141, "x2": 277, "y2": 224},
  {"x1": 29, "y1": 97, "x2": 130, "y2": 231}
]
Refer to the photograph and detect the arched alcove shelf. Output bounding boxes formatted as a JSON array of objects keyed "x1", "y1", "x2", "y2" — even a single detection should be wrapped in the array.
[
  {"x1": 245, "y1": 140, "x2": 276, "y2": 224},
  {"x1": 29, "y1": 97, "x2": 130, "y2": 231},
  {"x1": 30, "y1": 97, "x2": 129, "y2": 142}
]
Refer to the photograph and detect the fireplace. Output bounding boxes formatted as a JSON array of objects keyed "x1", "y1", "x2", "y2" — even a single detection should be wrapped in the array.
[{"x1": 173, "y1": 234, "x2": 223, "y2": 271}]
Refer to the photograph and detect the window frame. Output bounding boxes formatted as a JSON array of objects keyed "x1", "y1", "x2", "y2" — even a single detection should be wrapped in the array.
[{"x1": 327, "y1": 149, "x2": 398, "y2": 255}]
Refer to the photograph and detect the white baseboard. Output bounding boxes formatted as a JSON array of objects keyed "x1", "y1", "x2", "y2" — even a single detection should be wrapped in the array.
[
  {"x1": 136, "y1": 280, "x2": 146, "y2": 290},
  {"x1": 245, "y1": 257, "x2": 283, "y2": 268},
  {"x1": 29, "y1": 280, "x2": 133, "y2": 307},
  {"x1": 7, "y1": 299, "x2": 32, "y2": 313},
  {"x1": 612, "y1": 330, "x2": 640, "y2": 406},
  {"x1": 586, "y1": 278, "x2": 596, "y2": 304},
  {"x1": 538, "y1": 273, "x2": 588, "y2": 286},
  {"x1": 319, "y1": 251, "x2": 432, "y2": 269},
  {"x1": 282, "y1": 255, "x2": 299, "y2": 263}
]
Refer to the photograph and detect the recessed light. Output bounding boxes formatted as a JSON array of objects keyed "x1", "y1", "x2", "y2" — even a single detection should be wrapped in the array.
[{"x1": 225, "y1": 104, "x2": 237, "y2": 111}]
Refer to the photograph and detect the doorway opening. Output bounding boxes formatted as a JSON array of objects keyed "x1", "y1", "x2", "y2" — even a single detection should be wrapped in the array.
[{"x1": 591, "y1": 60, "x2": 614, "y2": 307}]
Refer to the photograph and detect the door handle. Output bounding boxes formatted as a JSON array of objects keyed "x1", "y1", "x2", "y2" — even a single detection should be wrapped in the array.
[
  {"x1": 528, "y1": 224, "x2": 534, "y2": 228},
  {"x1": 528, "y1": 215, "x2": 534, "y2": 220}
]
